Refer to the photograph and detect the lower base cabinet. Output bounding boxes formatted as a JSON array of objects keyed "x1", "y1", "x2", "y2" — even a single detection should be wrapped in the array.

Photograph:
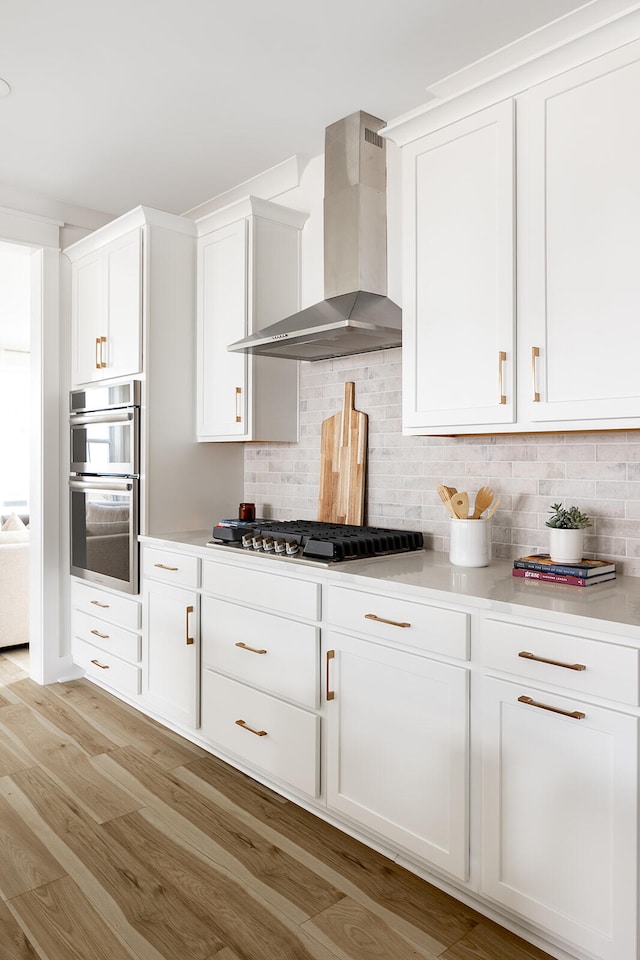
[
  {"x1": 324, "y1": 631, "x2": 470, "y2": 881},
  {"x1": 481, "y1": 676, "x2": 638, "y2": 960}
]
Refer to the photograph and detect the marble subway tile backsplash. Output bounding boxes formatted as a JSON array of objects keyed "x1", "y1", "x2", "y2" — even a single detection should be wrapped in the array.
[{"x1": 244, "y1": 348, "x2": 640, "y2": 576}]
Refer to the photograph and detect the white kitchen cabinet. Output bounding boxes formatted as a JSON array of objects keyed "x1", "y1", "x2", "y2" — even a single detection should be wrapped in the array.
[
  {"x1": 401, "y1": 101, "x2": 515, "y2": 432},
  {"x1": 480, "y1": 614, "x2": 639, "y2": 960},
  {"x1": 196, "y1": 196, "x2": 308, "y2": 442},
  {"x1": 517, "y1": 40, "x2": 640, "y2": 427},
  {"x1": 324, "y1": 583, "x2": 470, "y2": 880},
  {"x1": 142, "y1": 578, "x2": 199, "y2": 729},
  {"x1": 70, "y1": 227, "x2": 142, "y2": 386}
]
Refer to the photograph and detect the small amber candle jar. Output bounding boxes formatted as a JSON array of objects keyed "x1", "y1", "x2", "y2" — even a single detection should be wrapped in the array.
[{"x1": 238, "y1": 502, "x2": 255, "y2": 522}]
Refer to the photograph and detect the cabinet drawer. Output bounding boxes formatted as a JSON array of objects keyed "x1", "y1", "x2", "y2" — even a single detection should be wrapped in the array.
[
  {"x1": 327, "y1": 585, "x2": 469, "y2": 660},
  {"x1": 73, "y1": 637, "x2": 141, "y2": 698},
  {"x1": 201, "y1": 597, "x2": 319, "y2": 708},
  {"x1": 482, "y1": 618, "x2": 640, "y2": 705},
  {"x1": 202, "y1": 561, "x2": 320, "y2": 621},
  {"x1": 142, "y1": 547, "x2": 199, "y2": 588},
  {"x1": 71, "y1": 580, "x2": 140, "y2": 631},
  {"x1": 201, "y1": 671, "x2": 320, "y2": 796},
  {"x1": 72, "y1": 609, "x2": 140, "y2": 663}
]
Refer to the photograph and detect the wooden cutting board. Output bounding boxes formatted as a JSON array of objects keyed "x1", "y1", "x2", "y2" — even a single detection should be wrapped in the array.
[{"x1": 318, "y1": 381, "x2": 368, "y2": 525}]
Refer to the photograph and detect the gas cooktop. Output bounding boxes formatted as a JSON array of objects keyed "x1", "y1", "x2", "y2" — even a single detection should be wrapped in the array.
[{"x1": 210, "y1": 519, "x2": 424, "y2": 563}]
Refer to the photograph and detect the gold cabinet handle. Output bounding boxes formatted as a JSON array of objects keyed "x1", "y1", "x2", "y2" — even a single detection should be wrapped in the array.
[
  {"x1": 90, "y1": 658, "x2": 109, "y2": 670},
  {"x1": 326, "y1": 649, "x2": 335, "y2": 701},
  {"x1": 235, "y1": 386, "x2": 242, "y2": 423},
  {"x1": 98, "y1": 335, "x2": 107, "y2": 368},
  {"x1": 518, "y1": 695, "x2": 585, "y2": 720},
  {"x1": 185, "y1": 605, "x2": 194, "y2": 645},
  {"x1": 154, "y1": 563, "x2": 179, "y2": 571},
  {"x1": 364, "y1": 613, "x2": 411, "y2": 629},
  {"x1": 531, "y1": 346, "x2": 540, "y2": 402},
  {"x1": 498, "y1": 350, "x2": 507, "y2": 405},
  {"x1": 95, "y1": 337, "x2": 101, "y2": 370},
  {"x1": 235, "y1": 642, "x2": 267, "y2": 655},
  {"x1": 235, "y1": 719, "x2": 267, "y2": 737},
  {"x1": 90, "y1": 629, "x2": 109, "y2": 640},
  {"x1": 519, "y1": 651, "x2": 586, "y2": 672},
  {"x1": 90, "y1": 599, "x2": 110, "y2": 609}
]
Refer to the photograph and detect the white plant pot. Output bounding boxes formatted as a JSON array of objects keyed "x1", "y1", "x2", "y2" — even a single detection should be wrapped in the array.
[{"x1": 548, "y1": 528, "x2": 584, "y2": 564}]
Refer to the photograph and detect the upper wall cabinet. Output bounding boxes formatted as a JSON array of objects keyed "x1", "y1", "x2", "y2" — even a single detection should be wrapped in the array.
[
  {"x1": 196, "y1": 197, "x2": 308, "y2": 442},
  {"x1": 388, "y1": 29, "x2": 640, "y2": 435}
]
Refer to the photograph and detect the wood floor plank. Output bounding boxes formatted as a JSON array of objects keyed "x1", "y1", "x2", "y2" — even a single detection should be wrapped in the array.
[
  {"x1": 9, "y1": 765, "x2": 226, "y2": 960},
  {"x1": 48, "y1": 680, "x2": 208, "y2": 768},
  {"x1": 0, "y1": 656, "x2": 29, "y2": 686},
  {"x1": 0, "y1": 896, "x2": 41, "y2": 959},
  {"x1": 0, "y1": 787, "x2": 67, "y2": 899},
  {"x1": 105, "y1": 744, "x2": 344, "y2": 917},
  {"x1": 102, "y1": 808, "x2": 341, "y2": 960},
  {"x1": 0, "y1": 689, "x2": 14, "y2": 708},
  {"x1": 8, "y1": 875, "x2": 143, "y2": 960},
  {"x1": 185, "y1": 754, "x2": 481, "y2": 949},
  {"x1": 0, "y1": 733, "x2": 33, "y2": 778},
  {"x1": 302, "y1": 896, "x2": 440, "y2": 960},
  {"x1": 440, "y1": 920, "x2": 555, "y2": 960}
]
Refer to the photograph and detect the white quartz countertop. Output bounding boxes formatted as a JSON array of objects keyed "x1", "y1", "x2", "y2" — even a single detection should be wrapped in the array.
[{"x1": 140, "y1": 531, "x2": 640, "y2": 639}]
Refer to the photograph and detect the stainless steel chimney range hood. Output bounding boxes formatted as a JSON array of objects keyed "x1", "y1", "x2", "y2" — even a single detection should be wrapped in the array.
[{"x1": 228, "y1": 111, "x2": 401, "y2": 362}]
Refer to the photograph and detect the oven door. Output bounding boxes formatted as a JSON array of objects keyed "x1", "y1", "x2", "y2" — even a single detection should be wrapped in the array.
[
  {"x1": 70, "y1": 407, "x2": 139, "y2": 476},
  {"x1": 70, "y1": 476, "x2": 139, "y2": 594}
]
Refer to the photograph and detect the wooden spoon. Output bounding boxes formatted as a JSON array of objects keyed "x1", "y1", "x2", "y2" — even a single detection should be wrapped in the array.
[
  {"x1": 437, "y1": 485, "x2": 457, "y2": 517},
  {"x1": 486, "y1": 495, "x2": 501, "y2": 519},
  {"x1": 471, "y1": 485, "x2": 494, "y2": 519},
  {"x1": 450, "y1": 492, "x2": 469, "y2": 519}
]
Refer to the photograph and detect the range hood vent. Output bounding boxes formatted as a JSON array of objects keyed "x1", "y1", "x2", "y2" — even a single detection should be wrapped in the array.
[{"x1": 228, "y1": 111, "x2": 401, "y2": 361}]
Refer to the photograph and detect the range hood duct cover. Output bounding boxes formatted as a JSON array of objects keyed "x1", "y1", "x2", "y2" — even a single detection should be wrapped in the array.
[{"x1": 228, "y1": 111, "x2": 401, "y2": 362}]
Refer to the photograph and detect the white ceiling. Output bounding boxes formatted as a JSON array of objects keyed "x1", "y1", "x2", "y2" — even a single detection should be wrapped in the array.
[{"x1": 1, "y1": 0, "x2": 590, "y2": 218}]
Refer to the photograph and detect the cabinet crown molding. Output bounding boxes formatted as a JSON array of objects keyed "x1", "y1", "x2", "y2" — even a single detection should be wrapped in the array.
[
  {"x1": 195, "y1": 195, "x2": 309, "y2": 237},
  {"x1": 64, "y1": 205, "x2": 196, "y2": 260}
]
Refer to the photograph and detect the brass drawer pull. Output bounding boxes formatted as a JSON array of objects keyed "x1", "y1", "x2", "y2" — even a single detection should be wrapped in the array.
[
  {"x1": 90, "y1": 629, "x2": 109, "y2": 640},
  {"x1": 498, "y1": 350, "x2": 507, "y2": 405},
  {"x1": 235, "y1": 719, "x2": 267, "y2": 737},
  {"x1": 519, "y1": 651, "x2": 586, "y2": 672},
  {"x1": 365, "y1": 613, "x2": 411, "y2": 628},
  {"x1": 518, "y1": 695, "x2": 585, "y2": 720},
  {"x1": 154, "y1": 563, "x2": 179, "y2": 571},
  {"x1": 90, "y1": 599, "x2": 110, "y2": 609},
  {"x1": 90, "y1": 658, "x2": 109, "y2": 670},
  {"x1": 326, "y1": 649, "x2": 335, "y2": 701},
  {"x1": 95, "y1": 337, "x2": 101, "y2": 370},
  {"x1": 235, "y1": 386, "x2": 242, "y2": 423},
  {"x1": 531, "y1": 346, "x2": 540, "y2": 402},
  {"x1": 235, "y1": 642, "x2": 267, "y2": 655},
  {"x1": 185, "y1": 605, "x2": 194, "y2": 646}
]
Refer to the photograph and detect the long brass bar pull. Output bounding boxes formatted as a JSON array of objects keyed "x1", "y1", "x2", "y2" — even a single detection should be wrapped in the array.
[
  {"x1": 235, "y1": 386, "x2": 242, "y2": 423},
  {"x1": 185, "y1": 605, "x2": 194, "y2": 645},
  {"x1": 154, "y1": 563, "x2": 178, "y2": 571},
  {"x1": 99, "y1": 336, "x2": 107, "y2": 368},
  {"x1": 95, "y1": 337, "x2": 101, "y2": 370},
  {"x1": 518, "y1": 695, "x2": 585, "y2": 720},
  {"x1": 90, "y1": 659, "x2": 109, "y2": 670},
  {"x1": 90, "y1": 629, "x2": 109, "y2": 640},
  {"x1": 326, "y1": 649, "x2": 335, "y2": 701},
  {"x1": 364, "y1": 613, "x2": 411, "y2": 629},
  {"x1": 519, "y1": 651, "x2": 586, "y2": 672},
  {"x1": 531, "y1": 346, "x2": 540, "y2": 402},
  {"x1": 90, "y1": 599, "x2": 110, "y2": 609},
  {"x1": 235, "y1": 642, "x2": 267, "y2": 655},
  {"x1": 235, "y1": 719, "x2": 267, "y2": 737},
  {"x1": 498, "y1": 351, "x2": 507, "y2": 405}
]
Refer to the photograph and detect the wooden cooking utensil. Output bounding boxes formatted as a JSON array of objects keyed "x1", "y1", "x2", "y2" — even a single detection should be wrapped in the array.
[
  {"x1": 472, "y1": 485, "x2": 494, "y2": 519},
  {"x1": 444, "y1": 486, "x2": 457, "y2": 498},
  {"x1": 318, "y1": 381, "x2": 368, "y2": 525},
  {"x1": 437, "y1": 485, "x2": 457, "y2": 517},
  {"x1": 486, "y1": 495, "x2": 501, "y2": 519},
  {"x1": 450, "y1": 492, "x2": 469, "y2": 519}
]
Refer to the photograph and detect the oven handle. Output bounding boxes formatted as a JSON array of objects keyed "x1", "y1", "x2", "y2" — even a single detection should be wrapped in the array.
[
  {"x1": 70, "y1": 409, "x2": 134, "y2": 426},
  {"x1": 69, "y1": 477, "x2": 133, "y2": 493}
]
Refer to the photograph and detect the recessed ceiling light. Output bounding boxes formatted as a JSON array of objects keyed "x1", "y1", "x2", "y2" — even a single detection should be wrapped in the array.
[{"x1": 0, "y1": 78, "x2": 11, "y2": 97}]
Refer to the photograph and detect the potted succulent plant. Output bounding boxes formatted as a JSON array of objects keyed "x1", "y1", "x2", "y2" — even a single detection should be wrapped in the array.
[{"x1": 545, "y1": 502, "x2": 592, "y2": 564}]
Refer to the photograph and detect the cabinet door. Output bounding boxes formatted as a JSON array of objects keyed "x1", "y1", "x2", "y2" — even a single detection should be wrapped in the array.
[
  {"x1": 142, "y1": 580, "x2": 199, "y2": 729},
  {"x1": 324, "y1": 632, "x2": 469, "y2": 879},
  {"x1": 519, "y1": 41, "x2": 640, "y2": 426},
  {"x1": 481, "y1": 676, "x2": 638, "y2": 960},
  {"x1": 103, "y1": 228, "x2": 142, "y2": 381},
  {"x1": 402, "y1": 100, "x2": 515, "y2": 433},
  {"x1": 71, "y1": 250, "x2": 104, "y2": 385},
  {"x1": 197, "y1": 220, "x2": 249, "y2": 439}
]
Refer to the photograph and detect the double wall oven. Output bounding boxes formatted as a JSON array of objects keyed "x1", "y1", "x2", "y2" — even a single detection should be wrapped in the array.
[{"x1": 69, "y1": 380, "x2": 141, "y2": 594}]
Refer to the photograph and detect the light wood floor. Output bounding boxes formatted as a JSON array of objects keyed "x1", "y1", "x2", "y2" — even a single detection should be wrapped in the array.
[{"x1": 0, "y1": 650, "x2": 554, "y2": 960}]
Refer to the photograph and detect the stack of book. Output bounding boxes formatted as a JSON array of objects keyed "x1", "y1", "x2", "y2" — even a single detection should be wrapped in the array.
[{"x1": 512, "y1": 554, "x2": 616, "y2": 587}]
